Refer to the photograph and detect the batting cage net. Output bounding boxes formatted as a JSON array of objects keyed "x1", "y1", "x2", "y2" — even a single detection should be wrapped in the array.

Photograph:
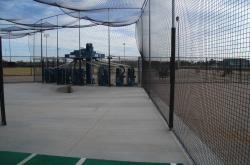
[
  {"x1": 136, "y1": 0, "x2": 250, "y2": 164},
  {"x1": 0, "y1": 0, "x2": 249, "y2": 164}
]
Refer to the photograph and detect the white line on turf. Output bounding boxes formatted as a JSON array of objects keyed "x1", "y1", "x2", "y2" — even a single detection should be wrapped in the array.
[
  {"x1": 17, "y1": 153, "x2": 37, "y2": 165},
  {"x1": 170, "y1": 163, "x2": 177, "y2": 165},
  {"x1": 75, "y1": 158, "x2": 86, "y2": 165}
]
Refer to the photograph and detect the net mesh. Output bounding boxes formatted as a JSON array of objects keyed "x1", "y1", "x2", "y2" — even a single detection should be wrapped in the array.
[
  {"x1": 61, "y1": 8, "x2": 142, "y2": 26},
  {"x1": 34, "y1": 0, "x2": 145, "y2": 10},
  {"x1": 35, "y1": 0, "x2": 146, "y2": 27},
  {"x1": 137, "y1": 0, "x2": 250, "y2": 164},
  {"x1": 0, "y1": 0, "x2": 146, "y2": 38},
  {"x1": 0, "y1": 0, "x2": 249, "y2": 164}
]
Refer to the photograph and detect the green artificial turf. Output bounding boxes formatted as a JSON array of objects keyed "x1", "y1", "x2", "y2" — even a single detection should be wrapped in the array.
[
  {"x1": 0, "y1": 151, "x2": 183, "y2": 165},
  {"x1": 0, "y1": 151, "x2": 30, "y2": 165},
  {"x1": 83, "y1": 159, "x2": 182, "y2": 165},
  {"x1": 24, "y1": 154, "x2": 80, "y2": 165}
]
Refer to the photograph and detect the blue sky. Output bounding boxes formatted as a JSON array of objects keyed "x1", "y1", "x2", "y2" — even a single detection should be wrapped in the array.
[
  {"x1": 0, "y1": 0, "x2": 141, "y2": 61},
  {"x1": 1, "y1": 0, "x2": 249, "y2": 62},
  {"x1": 137, "y1": 0, "x2": 250, "y2": 59}
]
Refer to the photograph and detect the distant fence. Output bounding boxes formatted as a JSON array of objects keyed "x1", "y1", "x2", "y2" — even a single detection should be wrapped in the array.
[
  {"x1": 2, "y1": 55, "x2": 141, "y2": 86},
  {"x1": 42, "y1": 56, "x2": 141, "y2": 86},
  {"x1": 137, "y1": 0, "x2": 250, "y2": 164},
  {"x1": 3, "y1": 56, "x2": 42, "y2": 83}
]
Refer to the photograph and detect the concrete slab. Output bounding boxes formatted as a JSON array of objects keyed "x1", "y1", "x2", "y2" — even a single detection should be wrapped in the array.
[{"x1": 0, "y1": 83, "x2": 191, "y2": 164}]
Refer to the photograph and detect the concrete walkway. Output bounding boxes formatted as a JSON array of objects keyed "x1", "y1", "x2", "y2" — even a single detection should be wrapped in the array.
[{"x1": 0, "y1": 83, "x2": 191, "y2": 164}]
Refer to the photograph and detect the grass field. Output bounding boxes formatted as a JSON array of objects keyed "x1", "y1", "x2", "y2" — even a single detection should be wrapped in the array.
[{"x1": 3, "y1": 67, "x2": 34, "y2": 76}]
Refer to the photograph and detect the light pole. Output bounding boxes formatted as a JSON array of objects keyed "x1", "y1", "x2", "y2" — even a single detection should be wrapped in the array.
[
  {"x1": 123, "y1": 42, "x2": 125, "y2": 64},
  {"x1": 176, "y1": 16, "x2": 180, "y2": 69},
  {"x1": 44, "y1": 33, "x2": 49, "y2": 59}
]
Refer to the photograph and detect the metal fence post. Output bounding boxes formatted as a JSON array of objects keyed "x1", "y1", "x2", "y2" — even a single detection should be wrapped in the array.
[
  {"x1": 40, "y1": 28, "x2": 45, "y2": 83},
  {"x1": 33, "y1": 33, "x2": 36, "y2": 82},
  {"x1": 57, "y1": 15, "x2": 59, "y2": 85},
  {"x1": 148, "y1": 0, "x2": 151, "y2": 94},
  {"x1": 239, "y1": 58, "x2": 242, "y2": 83},
  {"x1": 0, "y1": 37, "x2": 7, "y2": 126},
  {"x1": 138, "y1": 57, "x2": 141, "y2": 86},
  {"x1": 42, "y1": 57, "x2": 45, "y2": 83},
  {"x1": 169, "y1": 0, "x2": 176, "y2": 130},
  {"x1": 108, "y1": 8, "x2": 111, "y2": 87}
]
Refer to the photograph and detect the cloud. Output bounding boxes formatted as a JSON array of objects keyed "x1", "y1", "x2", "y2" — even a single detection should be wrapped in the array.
[
  {"x1": 137, "y1": 0, "x2": 250, "y2": 59},
  {"x1": 2, "y1": 24, "x2": 140, "y2": 59},
  {"x1": 0, "y1": 0, "x2": 141, "y2": 59}
]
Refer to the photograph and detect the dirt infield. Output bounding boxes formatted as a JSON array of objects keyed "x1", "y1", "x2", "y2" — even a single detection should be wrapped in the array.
[
  {"x1": 3, "y1": 67, "x2": 42, "y2": 83},
  {"x1": 3, "y1": 76, "x2": 35, "y2": 83},
  {"x1": 3, "y1": 67, "x2": 33, "y2": 76},
  {"x1": 145, "y1": 69, "x2": 250, "y2": 164}
]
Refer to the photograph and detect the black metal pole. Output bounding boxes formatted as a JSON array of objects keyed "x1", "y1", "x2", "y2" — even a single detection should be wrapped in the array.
[
  {"x1": 148, "y1": 0, "x2": 151, "y2": 94},
  {"x1": 78, "y1": 12, "x2": 83, "y2": 85},
  {"x1": 0, "y1": 37, "x2": 7, "y2": 126},
  {"x1": 8, "y1": 32, "x2": 11, "y2": 62},
  {"x1": 169, "y1": 0, "x2": 176, "y2": 130},
  {"x1": 143, "y1": 58, "x2": 146, "y2": 88},
  {"x1": 79, "y1": 12, "x2": 81, "y2": 57},
  {"x1": 108, "y1": 56, "x2": 111, "y2": 86},
  {"x1": 239, "y1": 58, "x2": 242, "y2": 83},
  {"x1": 29, "y1": 35, "x2": 32, "y2": 78},
  {"x1": 33, "y1": 33, "x2": 36, "y2": 82},
  {"x1": 45, "y1": 35, "x2": 48, "y2": 59},
  {"x1": 41, "y1": 30, "x2": 44, "y2": 83},
  {"x1": 123, "y1": 43, "x2": 125, "y2": 65},
  {"x1": 108, "y1": 8, "x2": 111, "y2": 87},
  {"x1": 141, "y1": 17, "x2": 144, "y2": 87},
  {"x1": 138, "y1": 57, "x2": 142, "y2": 86},
  {"x1": 56, "y1": 15, "x2": 59, "y2": 85},
  {"x1": 176, "y1": 16, "x2": 180, "y2": 69},
  {"x1": 206, "y1": 57, "x2": 208, "y2": 81},
  {"x1": 141, "y1": 17, "x2": 144, "y2": 56}
]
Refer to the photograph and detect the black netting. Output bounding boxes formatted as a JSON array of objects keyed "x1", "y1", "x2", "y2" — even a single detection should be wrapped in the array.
[
  {"x1": 0, "y1": 0, "x2": 62, "y2": 25},
  {"x1": 35, "y1": 0, "x2": 146, "y2": 26},
  {"x1": 61, "y1": 8, "x2": 142, "y2": 27},
  {"x1": 0, "y1": 23, "x2": 97, "y2": 39},
  {"x1": 0, "y1": 0, "x2": 249, "y2": 164},
  {"x1": 34, "y1": 0, "x2": 145, "y2": 11},
  {"x1": 137, "y1": 0, "x2": 250, "y2": 164},
  {"x1": 0, "y1": 26, "x2": 29, "y2": 32},
  {"x1": 0, "y1": 33, "x2": 30, "y2": 39},
  {"x1": 0, "y1": 0, "x2": 145, "y2": 38},
  {"x1": 0, "y1": 0, "x2": 94, "y2": 29},
  {"x1": 0, "y1": 0, "x2": 145, "y2": 28}
]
